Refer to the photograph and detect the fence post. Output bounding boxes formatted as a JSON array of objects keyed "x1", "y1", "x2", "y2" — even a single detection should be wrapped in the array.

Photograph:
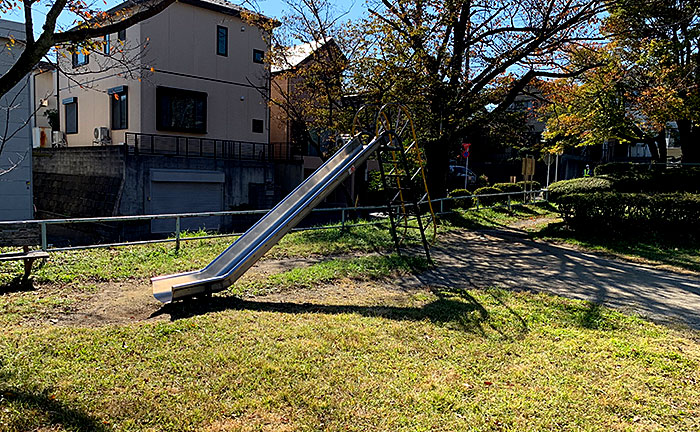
[
  {"x1": 341, "y1": 208, "x2": 346, "y2": 231},
  {"x1": 40, "y1": 222, "x2": 47, "y2": 251},
  {"x1": 175, "y1": 216, "x2": 181, "y2": 252},
  {"x1": 508, "y1": 194, "x2": 511, "y2": 211},
  {"x1": 440, "y1": 199, "x2": 444, "y2": 214}
]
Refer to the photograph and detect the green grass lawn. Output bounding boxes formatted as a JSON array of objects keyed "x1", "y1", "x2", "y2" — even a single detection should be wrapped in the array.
[
  {"x1": 1, "y1": 204, "x2": 699, "y2": 431},
  {"x1": 1, "y1": 288, "x2": 698, "y2": 431},
  {"x1": 441, "y1": 202, "x2": 560, "y2": 231},
  {"x1": 0, "y1": 222, "x2": 400, "y2": 286}
]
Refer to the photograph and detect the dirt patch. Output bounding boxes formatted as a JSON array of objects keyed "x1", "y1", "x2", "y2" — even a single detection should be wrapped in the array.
[
  {"x1": 256, "y1": 278, "x2": 421, "y2": 307},
  {"x1": 9, "y1": 227, "x2": 700, "y2": 331},
  {"x1": 17, "y1": 252, "x2": 372, "y2": 327},
  {"x1": 508, "y1": 215, "x2": 561, "y2": 231}
]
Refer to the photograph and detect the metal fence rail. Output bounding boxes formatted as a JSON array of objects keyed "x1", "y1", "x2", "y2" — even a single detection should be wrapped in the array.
[
  {"x1": 125, "y1": 133, "x2": 300, "y2": 162},
  {"x1": 0, "y1": 189, "x2": 548, "y2": 253}
]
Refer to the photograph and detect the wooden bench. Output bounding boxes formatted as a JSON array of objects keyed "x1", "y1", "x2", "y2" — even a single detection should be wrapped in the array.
[{"x1": 0, "y1": 223, "x2": 49, "y2": 280}]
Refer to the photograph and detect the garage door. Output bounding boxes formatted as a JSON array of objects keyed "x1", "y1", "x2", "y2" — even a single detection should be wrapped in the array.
[{"x1": 148, "y1": 169, "x2": 224, "y2": 234}]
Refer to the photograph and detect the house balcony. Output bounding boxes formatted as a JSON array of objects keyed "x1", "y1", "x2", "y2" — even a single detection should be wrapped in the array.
[{"x1": 125, "y1": 133, "x2": 302, "y2": 162}]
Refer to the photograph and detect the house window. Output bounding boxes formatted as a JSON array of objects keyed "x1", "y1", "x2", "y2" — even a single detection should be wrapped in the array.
[
  {"x1": 72, "y1": 52, "x2": 88, "y2": 67},
  {"x1": 217, "y1": 26, "x2": 228, "y2": 56},
  {"x1": 252, "y1": 119, "x2": 264, "y2": 133},
  {"x1": 156, "y1": 86, "x2": 207, "y2": 133},
  {"x1": 109, "y1": 86, "x2": 128, "y2": 130},
  {"x1": 118, "y1": 29, "x2": 126, "y2": 41},
  {"x1": 63, "y1": 97, "x2": 78, "y2": 134},
  {"x1": 253, "y1": 49, "x2": 264, "y2": 64},
  {"x1": 104, "y1": 34, "x2": 110, "y2": 54}
]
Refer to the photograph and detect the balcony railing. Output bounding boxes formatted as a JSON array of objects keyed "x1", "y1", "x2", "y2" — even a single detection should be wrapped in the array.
[{"x1": 125, "y1": 133, "x2": 301, "y2": 161}]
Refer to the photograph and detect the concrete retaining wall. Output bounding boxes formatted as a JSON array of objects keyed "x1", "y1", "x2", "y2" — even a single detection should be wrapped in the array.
[{"x1": 32, "y1": 145, "x2": 304, "y2": 241}]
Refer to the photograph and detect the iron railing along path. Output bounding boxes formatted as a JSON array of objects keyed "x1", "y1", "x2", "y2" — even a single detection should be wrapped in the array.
[{"x1": 0, "y1": 189, "x2": 548, "y2": 253}]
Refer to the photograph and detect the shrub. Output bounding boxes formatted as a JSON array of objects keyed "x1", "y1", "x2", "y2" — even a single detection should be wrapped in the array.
[
  {"x1": 447, "y1": 189, "x2": 474, "y2": 209},
  {"x1": 516, "y1": 180, "x2": 542, "y2": 191},
  {"x1": 593, "y1": 163, "x2": 650, "y2": 176},
  {"x1": 493, "y1": 182, "x2": 522, "y2": 193},
  {"x1": 593, "y1": 163, "x2": 700, "y2": 193},
  {"x1": 474, "y1": 186, "x2": 505, "y2": 206},
  {"x1": 477, "y1": 174, "x2": 490, "y2": 187},
  {"x1": 548, "y1": 177, "x2": 613, "y2": 202},
  {"x1": 557, "y1": 192, "x2": 700, "y2": 239}
]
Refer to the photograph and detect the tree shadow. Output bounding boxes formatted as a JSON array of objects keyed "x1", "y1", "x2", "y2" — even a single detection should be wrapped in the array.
[
  {"x1": 151, "y1": 286, "x2": 529, "y2": 338},
  {"x1": 442, "y1": 211, "x2": 511, "y2": 231},
  {"x1": 0, "y1": 276, "x2": 36, "y2": 295},
  {"x1": 0, "y1": 386, "x2": 107, "y2": 431}
]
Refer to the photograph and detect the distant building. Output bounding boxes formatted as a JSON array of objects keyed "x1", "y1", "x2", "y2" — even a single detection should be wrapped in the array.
[
  {"x1": 269, "y1": 38, "x2": 345, "y2": 177},
  {"x1": 56, "y1": 0, "x2": 272, "y2": 148},
  {"x1": 0, "y1": 19, "x2": 33, "y2": 221},
  {"x1": 31, "y1": 0, "x2": 304, "y2": 236}
]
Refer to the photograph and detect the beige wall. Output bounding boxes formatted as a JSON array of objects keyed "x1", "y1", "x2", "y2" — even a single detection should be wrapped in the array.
[
  {"x1": 139, "y1": 2, "x2": 269, "y2": 142},
  {"x1": 58, "y1": 1, "x2": 270, "y2": 146},
  {"x1": 57, "y1": 24, "x2": 143, "y2": 146},
  {"x1": 33, "y1": 69, "x2": 56, "y2": 129}
]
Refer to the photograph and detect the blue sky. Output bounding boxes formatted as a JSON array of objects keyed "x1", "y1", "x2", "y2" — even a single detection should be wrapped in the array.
[
  {"x1": 2, "y1": 0, "x2": 367, "y2": 36},
  {"x1": 255, "y1": 0, "x2": 366, "y2": 21}
]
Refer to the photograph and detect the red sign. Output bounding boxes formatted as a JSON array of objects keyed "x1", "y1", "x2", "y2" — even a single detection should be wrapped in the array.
[{"x1": 462, "y1": 142, "x2": 471, "y2": 158}]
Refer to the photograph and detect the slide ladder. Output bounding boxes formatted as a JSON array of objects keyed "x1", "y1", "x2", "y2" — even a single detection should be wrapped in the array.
[{"x1": 356, "y1": 104, "x2": 437, "y2": 262}]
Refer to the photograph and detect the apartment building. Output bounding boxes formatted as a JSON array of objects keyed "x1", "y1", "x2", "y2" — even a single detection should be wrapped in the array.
[
  {"x1": 57, "y1": 0, "x2": 272, "y2": 148},
  {"x1": 31, "y1": 0, "x2": 304, "y2": 237}
]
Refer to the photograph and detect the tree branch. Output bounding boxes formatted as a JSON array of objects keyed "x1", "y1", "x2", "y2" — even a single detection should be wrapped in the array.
[{"x1": 53, "y1": 0, "x2": 176, "y2": 44}]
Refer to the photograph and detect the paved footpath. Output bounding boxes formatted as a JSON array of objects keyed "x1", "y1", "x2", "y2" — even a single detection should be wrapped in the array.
[{"x1": 405, "y1": 229, "x2": 700, "y2": 329}]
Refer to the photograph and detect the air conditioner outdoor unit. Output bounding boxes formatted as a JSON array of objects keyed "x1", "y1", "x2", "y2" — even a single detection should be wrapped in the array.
[
  {"x1": 93, "y1": 127, "x2": 111, "y2": 145},
  {"x1": 51, "y1": 131, "x2": 66, "y2": 148}
]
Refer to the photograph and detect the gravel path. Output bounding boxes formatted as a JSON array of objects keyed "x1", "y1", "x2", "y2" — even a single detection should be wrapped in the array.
[{"x1": 403, "y1": 228, "x2": 700, "y2": 329}]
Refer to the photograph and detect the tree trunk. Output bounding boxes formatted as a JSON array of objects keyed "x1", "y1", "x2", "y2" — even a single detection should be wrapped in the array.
[
  {"x1": 425, "y1": 137, "x2": 450, "y2": 198},
  {"x1": 677, "y1": 119, "x2": 700, "y2": 163},
  {"x1": 655, "y1": 131, "x2": 667, "y2": 163},
  {"x1": 645, "y1": 136, "x2": 660, "y2": 162}
]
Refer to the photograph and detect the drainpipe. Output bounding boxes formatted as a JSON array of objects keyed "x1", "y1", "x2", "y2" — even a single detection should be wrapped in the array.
[{"x1": 55, "y1": 58, "x2": 60, "y2": 132}]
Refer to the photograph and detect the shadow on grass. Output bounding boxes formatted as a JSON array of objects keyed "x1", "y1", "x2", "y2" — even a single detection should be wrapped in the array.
[
  {"x1": 152, "y1": 287, "x2": 528, "y2": 338},
  {"x1": 0, "y1": 387, "x2": 107, "y2": 432},
  {"x1": 533, "y1": 222, "x2": 700, "y2": 273},
  {"x1": 442, "y1": 201, "x2": 557, "y2": 232},
  {"x1": 0, "y1": 276, "x2": 36, "y2": 295},
  {"x1": 578, "y1": 302, "x2": 614, "y2": 330}
]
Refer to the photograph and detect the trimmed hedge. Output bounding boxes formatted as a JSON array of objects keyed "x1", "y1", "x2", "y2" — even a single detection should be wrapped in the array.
[
  {"x1": 593, "y1": 163, "x2": 652, "y2": 176},
  {"x1": 493, "y1": 182, "x2": 522, "y2": 193},
  {"x1": 557, "y1": 192, "x2": 700, "y2": 238},
  {"x1": 549, "y1": 177, "x2": 613, "y2": 202},
  {"x1": 517, "y1": 180, "x2": 542, "y2": 191},
  {"x1": 474, "y1": 186, "x2": 505, "y2": 206},
  {"x1": 477, "y1": 174, "x2": 490, "y2": 188},
  {"x1": 593, "y1": 163, "x2": 700, "y2": 194},
  {"x1": 448, "y1": 189, "x2": 474, "y2": 209}
]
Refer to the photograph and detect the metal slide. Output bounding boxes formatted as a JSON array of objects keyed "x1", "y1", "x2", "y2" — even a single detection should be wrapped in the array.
[{"x1": 152, "y1": 132, "x2": 390, "y2": 303}]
